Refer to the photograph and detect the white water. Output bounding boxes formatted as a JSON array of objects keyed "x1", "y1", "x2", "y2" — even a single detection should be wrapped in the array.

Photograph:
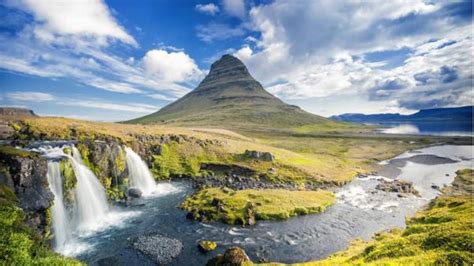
[
  {"x1": 124, "y1": 146, "x2": 157, "y2": 196},
  {"x1": 70, "y1": 146, "x2": 110, "y2": 230},
  {"x1": 46, "y1": 161, "x2": 70, "y2": 250}
]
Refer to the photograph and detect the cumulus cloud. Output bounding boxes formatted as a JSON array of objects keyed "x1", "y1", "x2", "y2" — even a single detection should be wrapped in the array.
[
  {"x1": 6, "y1": 91, "x2": 55, "y2": 102},
  {"x1": 195, "y1": 3, "x2": 220, "y2": 15},
  {"x1": 232, "y1": 0, "x2": 472, "y2": 113},
  {"x1": 142, "y1": 49, "x2": 202, "y2": 83},
  {"x1": 11, "y1": 0, "x2": 137, "y2": 46},
  {"x1": 0, "y1": 1, "x2": 203, "y2": 99}
]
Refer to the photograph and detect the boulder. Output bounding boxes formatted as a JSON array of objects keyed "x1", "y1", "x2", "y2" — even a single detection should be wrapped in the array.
[
  {"x1": 375, "y1": 179, "x2": 420, "y2": 197},
  {"x1": 198, "y1": 240, "x2": 217, "y2": 253},
  {"x1": 244, "y1": 150, "x2": 275, "y2": 162},
  {"x1": 207, "y1": 246, "x2": 251, "y2": 266},
  {"x1": 130, "y1": 233, "x2": 183, "y2": 265},
  {"x1": 127, "y1": 187, "x2": 142, "y2": 198}
]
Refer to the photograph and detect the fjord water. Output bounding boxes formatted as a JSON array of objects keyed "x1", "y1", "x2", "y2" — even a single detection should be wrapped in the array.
[
  {"x1": 124, "y1": 146, "x2": 157, "y2": 196},
  {"x1": 46, "y1": 161, "x2": 70, "y2": 250},
  {"x1": 70, "y1": 147, "x2": 109, "y2": 229},
  {"x1": 73, "y1": 145, "x2": 473, "y2": 265}
]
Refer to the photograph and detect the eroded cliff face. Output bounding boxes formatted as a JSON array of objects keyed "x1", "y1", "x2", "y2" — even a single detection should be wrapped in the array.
[{"x1": 0, "y1": 151, "x2": 53, "y2": 237}]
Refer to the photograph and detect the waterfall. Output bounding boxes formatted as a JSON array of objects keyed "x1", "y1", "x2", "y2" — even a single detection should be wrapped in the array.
[
  {"x1": 124, "y1": 147, "x2": 157, "y2": 196},
  {"x1": 46, "y1": 161, "x2": 70, "y2": 250},
  {"x1": 70, "y1": 146, "x2": 109, "y2": 229}
]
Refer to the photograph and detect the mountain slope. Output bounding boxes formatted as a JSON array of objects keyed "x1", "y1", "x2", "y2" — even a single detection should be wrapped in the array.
[
  {"x1": 127, "y1": 55, "x2": 336, "y2": 129},
  {"x1": 331, "y1": 106, "x2": 473, "y2": 123}
]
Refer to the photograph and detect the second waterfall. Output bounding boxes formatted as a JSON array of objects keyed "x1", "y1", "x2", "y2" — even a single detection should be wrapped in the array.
[{"x1": 124, "y1": 146, "x2": 157, "y2": 196}]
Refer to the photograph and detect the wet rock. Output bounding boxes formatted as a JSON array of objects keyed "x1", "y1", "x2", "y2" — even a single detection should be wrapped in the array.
[
  {"x1": 244, "y1": 150, "x2": 275, "y2": 161},
  {"x1": 198, "y1": 240, "x2": 217, "y2": 253},
  {"x1": 431, "y1": 184, "x2": 440, "y2": 190},
  {"x1": 375, "y1": 179, "x2": 420, "y2": 197},
  {"x1": 0, "y1": 151, "x2": 53, "y2": 236},
  {"x1": 207, "y1": 246, "x2": 251, "y2": 266},
  {"x1": 130, "y1": 233, "x2": 183, "y2": 265},
  {"x1": 127, "y1": 187, "x2": 142, "y2": 198}
]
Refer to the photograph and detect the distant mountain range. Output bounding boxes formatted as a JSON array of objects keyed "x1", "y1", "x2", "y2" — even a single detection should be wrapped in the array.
[
  {"x1": 126, "y1": 55, "x2": 337, "y2": 129},
  {"x1": 331, "y1": 106, "x2": 473, "y2": 123}
]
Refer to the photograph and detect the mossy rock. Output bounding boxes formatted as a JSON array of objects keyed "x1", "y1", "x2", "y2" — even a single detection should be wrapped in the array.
[{"x1": 198, "y1": 240, "x2": 217, "y2": 253}]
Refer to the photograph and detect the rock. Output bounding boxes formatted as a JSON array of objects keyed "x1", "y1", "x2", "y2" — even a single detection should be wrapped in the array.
[
  {"x1": 198, "y1": 240, "x2": 217, "y2": 253},
  {"x1": 127, "y1": 187, "x2": 142, "y2": 198},
  {"x1": 244, "y1": 202, "x2": 256, "y2": 226},
  {"x1": 244, "y1": 150, "x2": 275, "y2": 161},
  {"x1": 207, "y1": 246, "x2": 251, "y2": 266},
  {"x1": 431, "y1": 184, "x2": 440, "y2": 190},
  {"x1": 130, "y1": 233, "x2": 183, "y2": 265},
  {"x1": 0, "y1": 151, "x2": 54, "y2": 236},
  {"x1": 375, "y1": 179, "x2": 420, "y2": 197}
]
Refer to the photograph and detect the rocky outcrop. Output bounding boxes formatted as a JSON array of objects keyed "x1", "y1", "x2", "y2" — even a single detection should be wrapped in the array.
[
  {"x1": 0, "y1": 107, "x2": 37, "y2": 117},
  {"x1": 207, "y1": 246, "x2": 251, "y2": 266},
  {"x1": 0, "y1": 149, "x2": 53, "y2": 236},
  {"x1": 130, "y1": 233, "x2": 183, "y2": 265},
  {"x1": 244, "y1": 150, "x2": 275, "y2": 161},
  {"x1": 376, "y1": 179, "x2": 420, "y2": 197}
]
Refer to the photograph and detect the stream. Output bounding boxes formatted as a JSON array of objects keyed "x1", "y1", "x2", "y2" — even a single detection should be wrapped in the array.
[{"x1": 36, "y1": 144, "x2": 473, "y2": 265}]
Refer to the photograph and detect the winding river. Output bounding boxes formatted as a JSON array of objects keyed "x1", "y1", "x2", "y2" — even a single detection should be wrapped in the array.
[{"x1": 36, "y1": 144, "x2": 474, "y2": 265}]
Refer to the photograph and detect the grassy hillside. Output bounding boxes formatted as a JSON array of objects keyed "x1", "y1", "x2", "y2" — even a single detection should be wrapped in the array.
[{"x1": 4, "y1": 116, "x2": 436, "y2": 185}]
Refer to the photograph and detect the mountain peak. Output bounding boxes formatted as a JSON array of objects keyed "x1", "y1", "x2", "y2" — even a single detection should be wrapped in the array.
[
  {"x1": 195, "y1": 54, "x2": 254, "y2": 92},
  {"x1": 126, "y1": 54, "x2": 331, "y2": 128}
]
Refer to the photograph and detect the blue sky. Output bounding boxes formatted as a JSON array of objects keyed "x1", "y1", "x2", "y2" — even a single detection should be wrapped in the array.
[{"x1": 0, "y1": 0, "x2": 472, "y2": 121}]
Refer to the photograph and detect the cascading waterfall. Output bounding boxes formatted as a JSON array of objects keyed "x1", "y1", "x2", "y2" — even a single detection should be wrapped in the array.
[
  {"x1": 124, "y1": 146, "x2": 157, "y2": 196},
  {"x1": 70, "y1": 146, "x2": 109, "y2": 229},
  {"x1": 46, "y1": 161, "x2": 70, "y2": 250}
]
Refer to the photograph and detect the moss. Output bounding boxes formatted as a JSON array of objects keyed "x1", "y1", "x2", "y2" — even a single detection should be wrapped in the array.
[
  {"x1": 60, "y1": 159, "x2": 77, "y2": 206},
  {"x1": 0, "y1": 145, "x2": 35, "y2": 158},
  {"x1": 181, "y1": 188, "x2": 335, "y2": 225},
  {"x1": 114, "y1": 148, "x2": 126, "y2": 175}
]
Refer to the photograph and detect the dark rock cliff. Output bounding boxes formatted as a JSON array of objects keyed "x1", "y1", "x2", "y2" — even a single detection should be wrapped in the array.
[{"x1": 0, "y1": 151, "x2": 53, "y2": 236}]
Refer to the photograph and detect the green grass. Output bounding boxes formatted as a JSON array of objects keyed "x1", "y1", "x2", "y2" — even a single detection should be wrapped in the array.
[{"x1": 181, "y1": 188, "x2": 336, "y2": 225}]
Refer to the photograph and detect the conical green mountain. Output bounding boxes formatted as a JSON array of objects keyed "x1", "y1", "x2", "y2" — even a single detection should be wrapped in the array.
[{"x1": 127, "y1": 55, "x2": 333, "y2": 129}]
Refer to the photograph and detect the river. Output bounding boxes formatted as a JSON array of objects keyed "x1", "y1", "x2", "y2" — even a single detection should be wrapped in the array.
[{"x1": 39, "y1": 144, "x2": 473, "y2": 265}]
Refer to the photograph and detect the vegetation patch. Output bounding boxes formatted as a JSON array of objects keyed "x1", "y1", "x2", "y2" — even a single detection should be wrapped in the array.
[
  {"x1": 181, "y1": 188, "x2": 335, "y2": 225},
  {"x1": 0, "y1": 145, "x2": 35, "y2": 158}
]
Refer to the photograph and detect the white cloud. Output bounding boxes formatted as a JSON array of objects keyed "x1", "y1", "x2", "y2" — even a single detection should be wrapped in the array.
[
  {"x1": 142, "y1": 49, "x2": 202, "y2": 83},
  {"x1": 6, "y1": 91, "x2": 55, "y2": 102},
  {"x1": 222, "y1": 0, "x2": 246, "y2": 18},
  {"x1": 196, "y1": 23, "x2": 245, "y2": 42},
  {"x1": 147, "y1": 94, "x2": 175, "y2": 101},
  {"x1": 13, "y1": 0, "x2": 137, "y2": 47},
  {"x1": 231, "y1": 0, "x2": 471, "y2": 114},
  {"x1": 64, "y1": 100, "x2": 158, "y2": 113},
  {"x1": 195, "y1": 3, "x2": 220, "y2": 15}
]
